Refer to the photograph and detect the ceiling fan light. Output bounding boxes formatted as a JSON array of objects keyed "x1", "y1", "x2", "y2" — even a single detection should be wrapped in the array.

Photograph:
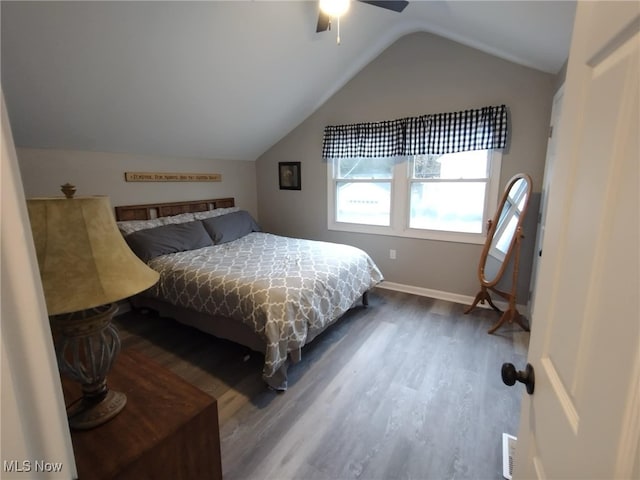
[{"x1": 319, "y1": 0, "x2": 350, "y2": 18}]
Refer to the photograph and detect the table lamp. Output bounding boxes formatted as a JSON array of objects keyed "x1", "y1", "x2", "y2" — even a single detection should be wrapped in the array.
[{"x1": 27, "y1": 184, "x2": 159, "y2": 429}]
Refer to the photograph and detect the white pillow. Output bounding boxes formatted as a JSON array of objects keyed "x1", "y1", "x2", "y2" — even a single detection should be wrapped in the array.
[
  {"x1": 193, "y1": 206, "x2": 239, "y2": 220},
  {"x1": 162, "y1": 212, "x2": 196, "y2": 225},
  {"x1": 118, "y1": 208, "x2": 238, "y2": 236},
  {"x1": 117, "y1": 218, "x2": 165, "y2": 236}
]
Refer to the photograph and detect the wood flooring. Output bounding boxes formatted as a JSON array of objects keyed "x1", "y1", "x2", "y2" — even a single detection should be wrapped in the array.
[{"x1": 114, "y1": 287, "x2": 530, "y2": 480}]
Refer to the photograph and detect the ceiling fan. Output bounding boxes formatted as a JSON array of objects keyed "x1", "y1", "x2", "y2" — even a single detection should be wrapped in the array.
[{"x1": 316, "y1": 0, "x2": 409, "y2": 34}]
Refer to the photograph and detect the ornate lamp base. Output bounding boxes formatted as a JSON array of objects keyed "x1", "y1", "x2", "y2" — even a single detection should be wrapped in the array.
[
  {"x1": 51, "y1": 303, "x2": 126, "y2": 430},
  {"x1": 67, "y1": 389, "x2": 127, "y2": 430}
]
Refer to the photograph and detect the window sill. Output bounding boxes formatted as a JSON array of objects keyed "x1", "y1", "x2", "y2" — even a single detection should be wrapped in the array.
[{"x1": 328, "y1": 222, "x2": 486, "y2": 245}]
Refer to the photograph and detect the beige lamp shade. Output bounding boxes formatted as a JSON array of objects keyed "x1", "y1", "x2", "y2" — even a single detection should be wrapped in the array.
[{"x1": 27, "y1": 196, "x2": 159, "y2": 315}]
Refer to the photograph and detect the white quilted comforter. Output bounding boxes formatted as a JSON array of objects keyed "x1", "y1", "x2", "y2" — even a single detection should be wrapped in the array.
[{"x1": 145, "y1": 232, "x2": 383, "y2": 387}]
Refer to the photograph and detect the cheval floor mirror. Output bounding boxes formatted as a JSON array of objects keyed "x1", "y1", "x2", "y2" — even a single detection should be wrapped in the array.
[{"x1": 465, "y1": 173, "x2": 533, "y2": 334}]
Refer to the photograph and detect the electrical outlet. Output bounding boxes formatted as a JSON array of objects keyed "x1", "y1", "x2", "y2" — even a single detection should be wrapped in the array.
[{"x1": 389, "y1": 249, "x2": 396, "y2": 260}]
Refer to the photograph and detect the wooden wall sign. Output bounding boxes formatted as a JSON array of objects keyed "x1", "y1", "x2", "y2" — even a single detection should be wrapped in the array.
[{"x1": 125, "y1": 172, "x2": 222, "y2": 182}]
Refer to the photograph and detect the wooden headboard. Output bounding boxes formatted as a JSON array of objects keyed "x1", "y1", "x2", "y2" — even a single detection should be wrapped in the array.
[{"x1": 114, "y1": 197, "x2": 235, "y2": 221}]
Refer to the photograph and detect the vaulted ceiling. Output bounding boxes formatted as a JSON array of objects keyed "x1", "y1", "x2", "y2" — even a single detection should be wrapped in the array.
[{"x1": 1, "y1": 1, "x2": 575, "y2": 161}]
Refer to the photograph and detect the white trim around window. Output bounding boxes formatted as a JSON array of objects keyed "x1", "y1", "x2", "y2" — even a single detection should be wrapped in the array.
[{"x1": 327, "y1": 151, "x2": 503, "y2": 244}]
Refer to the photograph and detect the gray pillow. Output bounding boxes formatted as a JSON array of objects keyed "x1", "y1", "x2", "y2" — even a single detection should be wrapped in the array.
[
  {"x1": 125, "y1": 221, "x2": 213, "y2": 262},
  {"x1": 201, "y1": 210, "x2": 260, "y2": 244}
]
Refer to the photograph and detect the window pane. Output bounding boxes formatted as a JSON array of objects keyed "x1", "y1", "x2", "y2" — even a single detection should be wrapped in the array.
[
  {"x1": 337, "y1": 157, "x2": 394, "y2": 179},
  {"x1": 410, "y1": 181, "x2": 486, "y2": 233},
  {"x1": 336, "y1": 181, "x2": 390, "y2": 226},
  {"x1": 495, "y1": 215, "x2": 518, "y2": 253},
  {"x1": 413, "y1": 150, "x2": 489, "y2": 179},
  {"x1": 412, "y1": 155, "x2": 442, "y2": 178}
]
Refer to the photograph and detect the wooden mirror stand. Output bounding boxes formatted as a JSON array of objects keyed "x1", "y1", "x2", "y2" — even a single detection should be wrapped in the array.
[{"x1": 465, "y1": 173, "x2": 533, "y2": 334}]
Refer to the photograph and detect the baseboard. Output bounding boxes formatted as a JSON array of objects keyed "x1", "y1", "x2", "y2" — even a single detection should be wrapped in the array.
[{"x1": 376, "y1": 281, "x2": 527, "y2": 313}]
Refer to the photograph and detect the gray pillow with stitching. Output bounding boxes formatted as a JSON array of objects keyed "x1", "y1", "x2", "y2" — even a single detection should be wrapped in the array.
[
  {"x1": 125, "y1": 220, "x2": 213, "y2": 262},
  {"x1": 201, "y1": 210, "x2": 261, "y2": 244}
]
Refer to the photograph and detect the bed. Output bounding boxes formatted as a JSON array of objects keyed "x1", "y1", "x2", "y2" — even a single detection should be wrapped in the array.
[{"x1": 115, "y1": 198, "x2": 384, "y2": 390}]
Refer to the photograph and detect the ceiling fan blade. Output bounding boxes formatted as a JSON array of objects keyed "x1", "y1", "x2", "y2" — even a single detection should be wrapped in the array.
[
  {"x1": 316, "y1": 10, "x2": 331, "y2": 32},
  {"x1": 358, "y1": 0, "x2": 409, "y2": 13}
]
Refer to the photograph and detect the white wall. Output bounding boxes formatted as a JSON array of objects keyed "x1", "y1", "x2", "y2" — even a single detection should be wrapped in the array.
[
  {"x1": 17, "y1": 149, "x2": 258, "y2": 219},
  {"x1": 1, "y1": 93, "x2": 76, "y2": 478},
  {"x1": 256, "y1": 32, "x2": 555, "y2": 302}
]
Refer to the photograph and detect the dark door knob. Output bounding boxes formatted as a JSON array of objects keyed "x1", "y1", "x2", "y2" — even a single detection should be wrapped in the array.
[{"x1": 502, "y1": 362, "x2": 535, "y2": 394}]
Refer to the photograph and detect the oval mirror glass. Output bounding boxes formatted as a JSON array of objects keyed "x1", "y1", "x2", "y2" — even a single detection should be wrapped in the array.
[{"x1": 480, "y1": 173, "x2": 532, "y2": 286}]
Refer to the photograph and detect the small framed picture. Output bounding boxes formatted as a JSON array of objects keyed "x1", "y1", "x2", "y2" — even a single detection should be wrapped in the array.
[{"x1": 278, "y1": 162, "x2": 301, "y2": 190}]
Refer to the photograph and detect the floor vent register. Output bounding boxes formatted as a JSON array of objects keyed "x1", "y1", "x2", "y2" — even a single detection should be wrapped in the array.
[{"x1": 502, "y1": 433, "x2": 517, "y2": 479}]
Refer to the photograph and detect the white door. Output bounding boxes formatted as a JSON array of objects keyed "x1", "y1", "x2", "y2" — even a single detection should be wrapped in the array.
[
  {"x1": 513, "y1": 2, "x2": 640, "y2": 479},
  {"x1": 528, "y1": 85, "x2": 563, "y2": 322}
]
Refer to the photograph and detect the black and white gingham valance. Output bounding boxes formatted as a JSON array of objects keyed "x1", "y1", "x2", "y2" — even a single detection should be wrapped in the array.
[{"x1": 322, "y1": 105, "x2": 508, "y2": 158}]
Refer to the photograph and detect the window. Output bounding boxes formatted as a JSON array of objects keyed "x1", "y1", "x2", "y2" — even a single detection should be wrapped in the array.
[
  {"x1": 323, "y1": 105, "x2": 508, "y2": 243},
  {"x1": 334, "y1": 157, "x2": 393, "y2": 226},
  {"x1": 409, "y1": 150, "x2": 491, "y2": 234},
  {"x1": 328, "y1": 150, "x2": 502, "y2": 244}
]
